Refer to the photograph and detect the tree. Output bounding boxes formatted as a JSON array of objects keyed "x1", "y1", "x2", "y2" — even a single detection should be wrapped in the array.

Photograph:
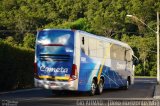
[
  {"x1": 121, "y1": 34, "x2": 156, "y2": 76},
  {"x1": 23, "y1": 33, "x2": 35, "y2": 49},
  {"x1": 0, "y1": 0, "x2": 159, "y2": 76}
]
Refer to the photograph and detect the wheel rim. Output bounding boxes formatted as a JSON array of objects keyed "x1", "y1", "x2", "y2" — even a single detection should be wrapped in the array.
[
  {"x1": 99, "y1": 81, "x2": 103, "y2": 93},
  {"x1": 126, "y1": 81, "x2": 129, "y2": 88},
  {"x1": 91, "y1": 82, "x2": 96, "y2": 94}
]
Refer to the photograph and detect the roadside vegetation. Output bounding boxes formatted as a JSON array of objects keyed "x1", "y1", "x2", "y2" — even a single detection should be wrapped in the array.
[{"x1": 0, "y1": 0, "x2": 159, "y2": 91}]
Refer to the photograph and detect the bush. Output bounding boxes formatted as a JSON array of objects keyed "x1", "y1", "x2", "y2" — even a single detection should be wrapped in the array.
[
  {"x1": 149, "y1": 65, "x2": 157, "y2": 76},
  {"x1": 4, "y1": 36, "x2": 18, "y2": 46},
  {"x1": 135, "y1": 64, "x2": 143, "y2": 76},
  {"x1": 0, "y1": 41, "x2": 34, "y2": 91}
]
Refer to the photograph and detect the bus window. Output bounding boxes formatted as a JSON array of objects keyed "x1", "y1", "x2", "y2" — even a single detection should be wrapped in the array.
[
  {"x1": 88, "y1": 38, "x2": 97, "y2": 57},
  {"x1": 125, "y1": 49, "x2": 132, "y2": 62},
  {"x1": 82, "y1": 37, "x2": 85, "y2": 45},
  {"x1": 97, "y1": 40, "x2": 104, "y2": 58},
  {"x1": 80, "y1": 35, "x2": 88, "y2": 55},
  {"x1": 110, "y1": 44, "x2": 125, "y2": 61}
]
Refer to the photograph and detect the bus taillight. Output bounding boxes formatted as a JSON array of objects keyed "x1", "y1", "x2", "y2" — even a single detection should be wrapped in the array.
[
  {"x1": 34, "y1": 63, "x2": 37, "y2": 75},
  {"x1": 70, "y1": 64, "x2": 78, "y2": 80}
]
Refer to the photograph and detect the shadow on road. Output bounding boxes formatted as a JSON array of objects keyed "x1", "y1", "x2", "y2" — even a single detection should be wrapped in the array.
[
  {"x1": 48, "y1": 88, "x2": 123, "y2": 98},
  {"x1": 0, "y1": 78, "x2": 156, "y2": 100}
]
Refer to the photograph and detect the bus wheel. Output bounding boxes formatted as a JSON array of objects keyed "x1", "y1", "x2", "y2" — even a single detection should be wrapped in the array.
[
  {"x1": 123, "y1": 80, "x2": 129, "y2": 90},
  {"x1": 89, "y1": 79, "x2": 97, "y2": 96},
  {"x1": 96, "y1": 78, "x2": 104, "y2": 95}
]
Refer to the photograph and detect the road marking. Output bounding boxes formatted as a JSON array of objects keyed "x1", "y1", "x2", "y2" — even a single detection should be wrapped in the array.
[
  {"x1": 18, "y1": 97, "x2": 157, "y2": 102},
  {"x1": 135, "y1": 79, "x2": 157, "y2": 84},
  {"x1": 135, "y1": 79, "x2": 156, "y2": 82}
]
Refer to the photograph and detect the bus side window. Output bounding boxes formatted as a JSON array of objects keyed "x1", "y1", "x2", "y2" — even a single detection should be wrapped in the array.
[
  {"x1": 110, "y1": 44, "x2": 125, "y2": 61},
  {"x1": 125, "y1": 49, "x2": 132, "y2": 62},
  {"x1": 97, "y1": 40, "x2": 104, "y2": 58},
  {"x1": 88, "y1": 38, "x2": 97, "y2": 57},
  {"x1": 80, "y1": 35, "x2": 88, "y2": 55},
  {"x1": 82, "y1": 37, "x2": 85, "y2": 45}
]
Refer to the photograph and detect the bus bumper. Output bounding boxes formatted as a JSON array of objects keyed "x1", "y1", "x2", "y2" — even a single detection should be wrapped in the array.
[{"x1": 34, "y1": 78, "x2": 77, "y2": 91}]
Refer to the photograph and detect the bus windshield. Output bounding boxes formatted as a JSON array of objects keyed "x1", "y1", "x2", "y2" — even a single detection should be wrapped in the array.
[
  {"x1": 36, "y1": 30, "x2": 74, "y2": 54},
  {"x1": 37, "y1": 30, "x2": 74, "y2": 45}
]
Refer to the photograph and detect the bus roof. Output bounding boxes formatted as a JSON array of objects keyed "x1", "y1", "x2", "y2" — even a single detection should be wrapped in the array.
[
  {"x1": 39, "y1": 29, "x2": 132, "y2": 49},
  {"x1": 77, "y1": 30, "x2": 132, "y2": 49}
]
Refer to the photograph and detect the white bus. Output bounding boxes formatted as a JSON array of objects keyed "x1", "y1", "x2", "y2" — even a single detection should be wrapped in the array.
[{"x1": 34, "y1": 29, "x2": 135, "y2": 95}]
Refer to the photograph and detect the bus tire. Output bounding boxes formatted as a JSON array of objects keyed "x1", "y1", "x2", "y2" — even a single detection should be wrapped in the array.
[
  {"x1": 123, "y1": 80, "x2": 129, "y2": 90},
  {"x1": 96, "y1": 78, "x2": 104, "y2": 95},
  {"x1": 89, "y1": 79, "x2": 97, "y2": 96}
]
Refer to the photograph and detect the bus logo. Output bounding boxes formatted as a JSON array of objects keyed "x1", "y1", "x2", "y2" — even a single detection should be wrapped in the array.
[{"x1": 40, "y1": 66, "x2": 68, "y2": 73}]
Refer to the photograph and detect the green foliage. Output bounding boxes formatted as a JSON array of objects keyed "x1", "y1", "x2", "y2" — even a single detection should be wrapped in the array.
[
  {"x1": 44, "y1": 18, "x2": 90, "y2": 31},
  {"x1": 150, "y1": 67, "x2": 157, "y2": 76},
  {"x1": 121, "y1": 34, "x2": 156, "y2": 76},
  {"x1": 0, "y1": 0, "x2": 159, "y2": 91},
  {"x1": 135, "y1": 64, "x2": 143, "y2": 76},
  {"x1": 0, "y1": 41, "x2": 34, "y2": 91},
  {"x1": 23, "y1": 33, "x2": 35, "y2": 49},
  {"x1": 4, "y1": 36, "x2": 18, "y2": 46}
]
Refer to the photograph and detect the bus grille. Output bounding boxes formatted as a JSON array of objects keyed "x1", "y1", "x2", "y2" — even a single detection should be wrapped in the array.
[{"x1": 39, "y1": 54, "x2": 70, "y2": 62}]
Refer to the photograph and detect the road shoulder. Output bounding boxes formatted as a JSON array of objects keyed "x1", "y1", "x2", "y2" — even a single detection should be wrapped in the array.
[{"x1": 153, "y1": 84, "x2": 160, "y2": 99}]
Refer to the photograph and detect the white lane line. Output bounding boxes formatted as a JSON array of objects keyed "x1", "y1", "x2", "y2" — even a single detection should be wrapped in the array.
[
  {"x1": 135, "y1": 79, "x2": 156, "y2": 81},
  {"x1": 18, "y1": 97, "x2": 156, "y2": 102},
  {"x1": 135, "y1": 79, "x2": 157, "y2": 84}
]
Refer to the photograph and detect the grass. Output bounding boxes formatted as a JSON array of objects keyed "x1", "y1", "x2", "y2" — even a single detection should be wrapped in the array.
[{"x1": 135, "y1": 76, "x2": 156, "y2": 78}]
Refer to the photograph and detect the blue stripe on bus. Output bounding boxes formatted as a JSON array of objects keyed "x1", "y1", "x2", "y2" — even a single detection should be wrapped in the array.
[{"x1": 78, "y1": 51, "x2": 127, "y2": 91}]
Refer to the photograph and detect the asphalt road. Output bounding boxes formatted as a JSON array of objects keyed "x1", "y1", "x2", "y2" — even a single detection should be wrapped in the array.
[{"x1": 0, "y1": 78, "x2": 158, "y2": 106}]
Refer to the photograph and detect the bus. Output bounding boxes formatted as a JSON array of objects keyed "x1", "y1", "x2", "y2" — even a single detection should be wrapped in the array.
[{"x1": 34, "y1": 29, "x2": 135, "y2": 95}]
